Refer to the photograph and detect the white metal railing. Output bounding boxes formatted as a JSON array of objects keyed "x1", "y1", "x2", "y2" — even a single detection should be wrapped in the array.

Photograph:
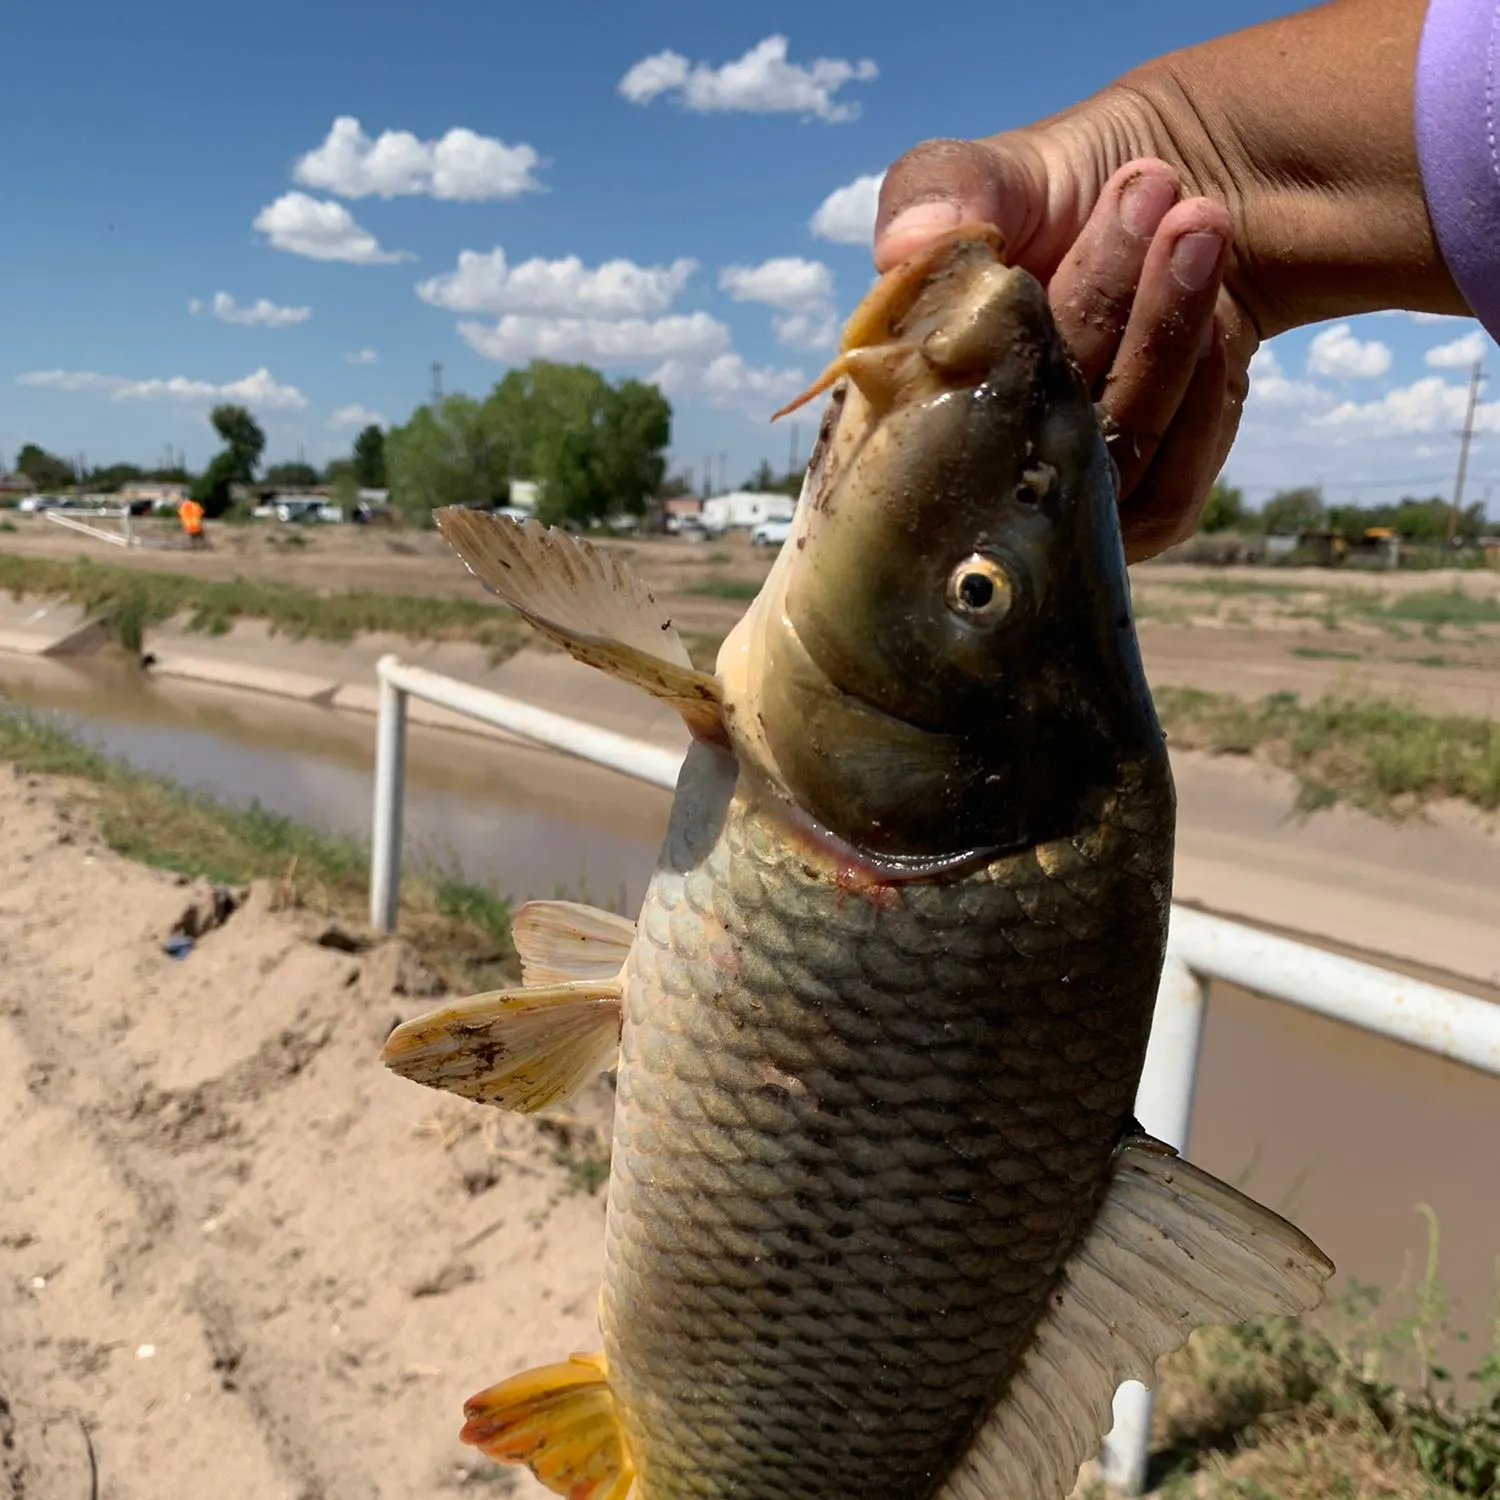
[
  {"x1": 44, "y1": 504, "x2": 138, "y2": 547},
  {"x1": 366, "y1": 654, "x2": 1500, "y2": 1496}
]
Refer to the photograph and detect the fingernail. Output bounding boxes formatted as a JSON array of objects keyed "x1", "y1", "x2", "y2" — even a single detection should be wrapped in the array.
[
  {"x1": 1172, "y1": 232, "x2": 1224, "y2": 292},
  {"x1": 882, "y1": 200, "x2": 964, "y2": 244},
  {"x1": 1120, "y1": 174, "x2": 1176, "y2": 239}
]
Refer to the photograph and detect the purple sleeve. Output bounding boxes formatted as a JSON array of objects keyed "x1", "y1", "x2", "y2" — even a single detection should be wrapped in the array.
[{"x1": 1415, "y1": 0, "x2": 1500, "y2": 337}]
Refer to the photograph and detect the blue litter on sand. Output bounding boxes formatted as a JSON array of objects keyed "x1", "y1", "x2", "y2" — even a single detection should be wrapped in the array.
[{"x1": 163, "y1": 933, "x2": 195, "y2": 960}]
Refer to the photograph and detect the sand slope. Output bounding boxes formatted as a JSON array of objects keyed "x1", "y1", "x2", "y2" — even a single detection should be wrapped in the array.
[{"x1": 0, "y1": 766, "x2": 607, "y2": 1500}]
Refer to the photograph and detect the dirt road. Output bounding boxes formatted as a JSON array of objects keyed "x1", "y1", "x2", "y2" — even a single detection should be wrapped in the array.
[
  {"x1": 3, "y1": 516, "x2": 1497, "y2": 719},
  {"x1": 0, "y1": 766, "x2": 598, "y2": 1500}
]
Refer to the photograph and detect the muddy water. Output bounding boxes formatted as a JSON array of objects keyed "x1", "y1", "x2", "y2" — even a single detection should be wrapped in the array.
[
  {"x1": 3, "y1": 655, "x2": 1497, "y2": 1367},
  {"x1": 0, "y1": 655, "x2": 669, "y2": 911}
]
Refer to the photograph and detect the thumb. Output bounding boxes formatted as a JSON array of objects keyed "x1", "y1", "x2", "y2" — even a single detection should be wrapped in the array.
[{"x1": 873, "y1": 136, "x2": 1050, "y2": 274}]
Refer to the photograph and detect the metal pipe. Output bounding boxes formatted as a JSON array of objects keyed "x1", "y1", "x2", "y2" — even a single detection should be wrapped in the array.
[
  {"x1": 377, "y1": 656, "x2": 686, "y2": 792},
  {"x1": 1168, "y1": 904, "x2": 1500, "y2": 1077},
  {"x1": 1099, "y1": 952, "x2": 1211, "y2": 1496},
  {"x1": 369, "y1": 673, "x2": 408, "y2": 931}
]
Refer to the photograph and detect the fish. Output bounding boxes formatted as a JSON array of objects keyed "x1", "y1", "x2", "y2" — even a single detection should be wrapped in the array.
[{"x1": 380, "y1": 225, "x2": 1335, "y2": 1500}]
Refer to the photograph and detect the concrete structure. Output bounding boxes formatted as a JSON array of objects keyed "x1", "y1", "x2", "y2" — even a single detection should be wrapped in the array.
[
  {"x1": 120, "y1": 481, "x2": 189, "y2": 511},
  {"x1": 0, "y1": 471, "x2": 38, "y2": 500},
  {"x1": 701, "y1": 490, "x2": 795, "y2": 534},
  {"x1": 508, "y1": 479, "x2": 540, "y2": 513}
]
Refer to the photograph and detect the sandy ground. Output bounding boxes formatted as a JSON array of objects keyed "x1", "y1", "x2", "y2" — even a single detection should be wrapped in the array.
[
  {"x1": 3, "y1": 516, "x2": 1498, "y2": 719},
  {"x1": 0, "y1": 766, "x2": 605, "y2": 1500}
]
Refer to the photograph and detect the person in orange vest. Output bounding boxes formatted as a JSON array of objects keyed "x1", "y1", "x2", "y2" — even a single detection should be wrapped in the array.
[{"x1": 178, "y1": 497, "x2": 206, "y2": 547}]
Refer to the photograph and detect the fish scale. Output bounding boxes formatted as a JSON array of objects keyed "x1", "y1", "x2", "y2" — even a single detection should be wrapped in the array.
[{"x1": 600, "y1": 752, "x2": 1173, "y2": 1500}]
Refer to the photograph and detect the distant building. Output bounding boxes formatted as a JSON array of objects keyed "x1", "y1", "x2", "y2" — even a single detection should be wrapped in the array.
[
  {"x1": 121, "y1": 481, "x2": 189, "y2": 511},
  {"x1": 0, "y1": 471, "x2": 38, "y2": 499},
  {"x1": 701, "y1": 491, "x2": 795, "y2": 534},
  {"x1": 508, "y1": 479, "x2": 540, "y2": 513}
]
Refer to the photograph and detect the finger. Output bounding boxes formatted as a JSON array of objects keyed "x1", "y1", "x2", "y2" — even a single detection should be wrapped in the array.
[
  {"x1": 1099, "y1": 198, "x2": 1231, "y2": 497},
  {"x1": 873, "y1": 137, "x2": 1046, "y2": 274},
  {"x1": 1047, "y1": 159, "x2": 1180, "y2": 386},
  {"x1": 1120, "y1": 324, "x2": 1229, "y2": 565}
]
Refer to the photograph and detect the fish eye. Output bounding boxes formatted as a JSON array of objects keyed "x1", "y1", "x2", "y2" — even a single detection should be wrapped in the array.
[
  {"x1": 1013, "y1": 464, "x2": 1057, "y2": 506},
  {"x1": 945, "y1": 554, "x2": 1015, "y2": 627}
]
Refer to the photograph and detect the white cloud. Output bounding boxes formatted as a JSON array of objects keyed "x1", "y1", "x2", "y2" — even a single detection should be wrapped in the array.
[
  {"x1": 458, "y1": 311, "x2": 730, "y2": 365},
  {"x1": 719, "y1": 257, "x2": 832, "y2": 314},
  {"x1": 329, "y1": 404, "x2": 386, "y2": 430},
  {"x1": 189, "y1": 291, "x2": 311, "y2": 328},
  {"x1": 810, "y1": 171, "x2": 884, "y2": 244},
  {"x1": 1305, "y1": 323, "x2": 1392, "y2": 379},
  {"x1": 1424, "y1": 328, "x2": 1488, "y2": 368},
  {"x1": 18, "y1": 366, "x2": 306, "y2": 410},
  {"x1": 1314, "y1": 375, "x2": 1500, "y2": 434},
  {"x1": 769, "y1": 312, "x2": 837, "y2": 350},
  {"x1": 1245, "y1": 346, "x2": 1332, "y2": 412},
  {"x1": 719, "y1": 257, "x2": 837, "y2": 350},
  {"x1": 345, "y1": 348, "x2": 379, "y2": 364},
  {"x1": 294, "y1": 115, "x2": 544, "y2": 201},
  {"x1": 650, "y1": 352, "x2": 810, "y2": 415},
  {"x1": 1375, "y1": 309, "x2": 1471, "y2": 324},
  {"x1": 253, "y1": 193, "x2": 411, "y2": 265},
  {"x1": 619, "y1": 36, "x2": 877, "y2": 123},
  {"x1": 418, "y1": 249, "x2": 697, "y2": 318}
]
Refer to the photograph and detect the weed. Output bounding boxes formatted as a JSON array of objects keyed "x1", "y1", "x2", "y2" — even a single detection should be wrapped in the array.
[
  {"x1": 689, "y1": 576, "x2": 763, "y2": 602},
  {"x1": 1155, "y1": 688, "x2": 1500, "y2": 816},
  {"x1": 0, "y1": 704, "x2": 515, "y2": 990},
  {"x1": 0, "y1": 553, "x2": 528, "y2": 657},
  {"x1": 1291, "y1": 648, "x2": 1363, "y2": 662}
]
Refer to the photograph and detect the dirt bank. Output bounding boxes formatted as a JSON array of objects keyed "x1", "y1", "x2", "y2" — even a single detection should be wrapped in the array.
[{"x1": 0, "y1": 765, "x2": 601, "y2": 1500}]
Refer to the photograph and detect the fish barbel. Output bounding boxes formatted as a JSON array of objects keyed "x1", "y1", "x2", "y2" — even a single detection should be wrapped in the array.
[{"x1": 381, "y1": 226, "x2": 1334, "y2": 1500}]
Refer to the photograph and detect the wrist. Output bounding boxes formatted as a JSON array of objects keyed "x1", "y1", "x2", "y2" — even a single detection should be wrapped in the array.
[{"x1": 1079, "y1": 0, "x2": 1466, "y2": 336}]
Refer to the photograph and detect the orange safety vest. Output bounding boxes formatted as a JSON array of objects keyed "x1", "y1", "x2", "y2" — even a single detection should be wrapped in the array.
[{"x1": 179, "y1": 499, "x2": 204, "y2": 535}]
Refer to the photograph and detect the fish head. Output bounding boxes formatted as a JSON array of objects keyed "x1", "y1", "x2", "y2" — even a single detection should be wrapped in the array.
[{"x1": 726, "y1": 227, "x2": 1165, "y2": 863}]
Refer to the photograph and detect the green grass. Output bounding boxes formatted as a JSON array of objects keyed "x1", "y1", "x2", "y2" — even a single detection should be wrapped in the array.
[
  {"x1": 0, "y1": 553, "x2": 528, "y2": 657},
  {"x1": 1151, "y1": 1210, "x2": 1498, "y2": 1500},
  {"x1": 1291, "y1": 647, "x2": 1363, "y2": 662},
  {"x1": 0, "y1": 704, "x2": 516, "y2": 989},
  {"x1": 1155, "y1": 687, "x2": 1500, "y2": 817},
  {"x1": 1375, "y1": 590, "x2": 1500, "y2": 627},
  {"x1": 688, "y1": 575, "x2": 764, "y2": 602}
]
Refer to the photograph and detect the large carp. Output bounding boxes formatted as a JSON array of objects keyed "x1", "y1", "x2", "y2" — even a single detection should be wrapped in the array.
[{"x1": 382, "y1": 226, "x2": 1333, "y2": 1500}]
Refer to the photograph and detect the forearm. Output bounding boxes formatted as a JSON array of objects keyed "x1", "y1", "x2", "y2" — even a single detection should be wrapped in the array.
[{"x1": 1060, "y1": 0, "x2": 1467, "y2": 335}]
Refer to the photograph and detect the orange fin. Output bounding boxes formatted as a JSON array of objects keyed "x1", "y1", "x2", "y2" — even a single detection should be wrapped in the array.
[{"x1": 462, "y1": 1352, "x2": 635, "y2": 1500}]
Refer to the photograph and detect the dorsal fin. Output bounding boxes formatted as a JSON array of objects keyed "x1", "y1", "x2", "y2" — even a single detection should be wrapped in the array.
[
  {"x1": 935, "y1": 1137, "x2": 1335, "y2": 1500},
  {"x1": 436, "y1": 507, "x2": 726, "y2": 746},
  {"x1": 513, "y1": 899, "x2": 636, "y2": 986}
]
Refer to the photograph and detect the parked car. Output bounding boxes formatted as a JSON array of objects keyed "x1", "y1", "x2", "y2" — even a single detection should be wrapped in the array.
[
  {"x1": 751, "y1": 517, "x2": 793, "y2": 549},
  {"x1": 353, "y1": 501, "x2": 393, "y2": 525}
]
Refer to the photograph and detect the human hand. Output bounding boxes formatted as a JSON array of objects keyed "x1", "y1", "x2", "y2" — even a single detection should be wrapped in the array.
[{"x1": 875, "y1": 135, "x2": 1249, "y2": 564}]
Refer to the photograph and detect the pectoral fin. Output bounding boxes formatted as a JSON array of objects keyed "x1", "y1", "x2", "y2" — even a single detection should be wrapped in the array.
[
  {"x1": 463, "y1": 1351, "x2": 635, "y2": 1500},
  {"x1": 381, "y1": 979, "x2": 622, "y2": 1113},
  {"x1": 936, "y1": 1137, "x2": 1335, "y2": 1500},
  {"x1": 435, "y1": 507, "x2": 726, "y2": 745},
  {"x1": 513, "y1": 899, "x2": 636, "y2": 986}
]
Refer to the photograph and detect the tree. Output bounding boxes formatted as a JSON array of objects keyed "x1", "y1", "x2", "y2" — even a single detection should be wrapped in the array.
[
  {"x1": 190, "y1": 404, "x2": 265, "y2": 517},
  {"x1": 385, "y1": 395, "x2": 510, "y2": 521},
  {"x1": 352, "y1": 425, "x2": 387, "y2": 488},
  {"x1": 87, "y1": 462, "x2": 145, "y2": 493},
  {"x1": 1198, "y1": 479, "x2": 1245, "y2": 533},
  {"x1": 265, "y1": 462, "x2": 321, "y2": 488},
  {"x1": 746, "y1": 460, "x2": 777, "y2": 491},
  {"x1": 15, "y1": 444, "x2": 75, "y2": 491},
  {"x1": 1260, "y1": 485, "x2": 1324, "y2": 536}
]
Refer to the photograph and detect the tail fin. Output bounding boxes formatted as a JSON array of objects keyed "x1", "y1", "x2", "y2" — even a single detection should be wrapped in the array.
[{"x1": 462, "y1": 1351, "x2": 635, "y2": 1500}]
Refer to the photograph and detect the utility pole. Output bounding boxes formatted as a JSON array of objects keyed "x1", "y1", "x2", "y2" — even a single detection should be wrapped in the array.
[
  {"x1": 788, "y1": 423, "x2": 798, "y2": 476},
  {"x1": 718, "y1": 453, "x2": 728, "y2": 493},
  {"x1": 1448, "y1": 357, "x2": 1484, "y2": 548},
  {"x1": 430, "y1": 361, "x2": 444, "y2": 409},
  {"x1": 704, "y1": 454, "x2": 713, "y2": 498}
]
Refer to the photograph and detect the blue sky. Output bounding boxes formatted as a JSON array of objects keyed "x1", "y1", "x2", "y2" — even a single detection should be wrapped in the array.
[{"x1": 5, "y1": 0, "x2": 1498, "y2": 514}]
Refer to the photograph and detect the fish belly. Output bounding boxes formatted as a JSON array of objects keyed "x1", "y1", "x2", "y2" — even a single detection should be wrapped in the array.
[{"x1": 600, "y1": 772, "x2": 1173, "y2": 1500}]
